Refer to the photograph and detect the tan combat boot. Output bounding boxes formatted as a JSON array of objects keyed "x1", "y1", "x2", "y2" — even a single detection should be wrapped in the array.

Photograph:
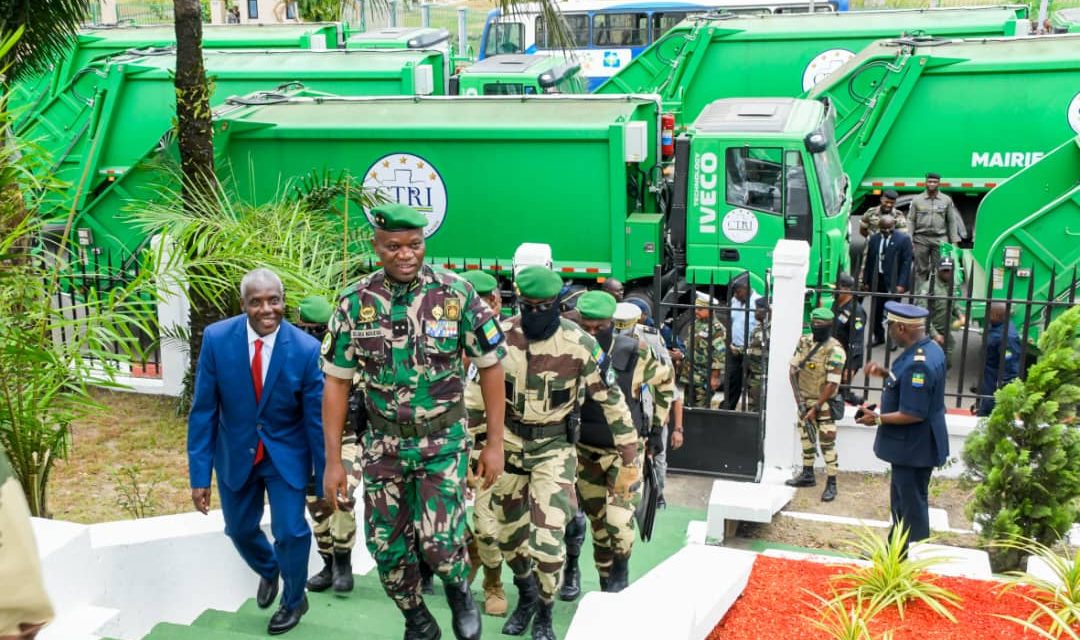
[{"x1": 482, "y1": 565, "x2": 508, "y2": 617}]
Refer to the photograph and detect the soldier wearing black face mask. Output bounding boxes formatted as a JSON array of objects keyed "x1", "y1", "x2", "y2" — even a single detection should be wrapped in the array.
[{"x1": 785, "y1": 308, "x2": 847, "y2": 502}]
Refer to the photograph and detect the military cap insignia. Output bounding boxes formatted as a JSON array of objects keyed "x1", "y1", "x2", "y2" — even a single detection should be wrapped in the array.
[
  {"x1": 432, "y1": 305, "x2": 444, "y2": 320},
  {"x1": 446, "y1": 299, "x2": 461, "y2": 321},
  {"x1": 359, "y1": 305, "x2": 377, "y2": 322},
  {"x1": 320, "y1": 332, "x2": 333, "y2": 356}
]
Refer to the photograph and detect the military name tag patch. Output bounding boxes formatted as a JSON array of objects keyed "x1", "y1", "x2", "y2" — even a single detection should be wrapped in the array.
[
  {"x1": 911, "y1": 372, "x2": 926, "y2": 388},
  {"x1": 351, "y1": 328, "x2": 383, "y2": 339},
  {"x1": 425, "y1": 319, "x2": 459, "y2": 338}
]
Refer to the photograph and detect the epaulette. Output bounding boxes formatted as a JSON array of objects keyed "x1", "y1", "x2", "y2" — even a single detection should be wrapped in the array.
[{"x1": 640, "y1": 325, "x2": 659, "y2": 335}]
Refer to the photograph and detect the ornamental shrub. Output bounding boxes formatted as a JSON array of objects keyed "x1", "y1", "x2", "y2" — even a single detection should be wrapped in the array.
[{"x1": 963, "y1": 305, "x2": 1080, "y2": 571}]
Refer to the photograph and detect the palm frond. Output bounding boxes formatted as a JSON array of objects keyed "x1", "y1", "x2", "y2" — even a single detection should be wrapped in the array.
[{"x1": 0, "y1": 1, "x2": 93, "y2": 81}]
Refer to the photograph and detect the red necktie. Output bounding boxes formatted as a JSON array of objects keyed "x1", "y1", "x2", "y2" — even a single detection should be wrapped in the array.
[{"x1": 252, "y1": 338, "x2": 265, "y2": 465}]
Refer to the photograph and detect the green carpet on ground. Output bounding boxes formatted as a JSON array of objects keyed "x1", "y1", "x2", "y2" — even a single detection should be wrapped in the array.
[{"x1": 141, "y1": 504, "x2": 704, "y2": 640}]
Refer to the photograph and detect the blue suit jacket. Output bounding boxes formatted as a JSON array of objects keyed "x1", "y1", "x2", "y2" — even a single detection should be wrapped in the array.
[
  {"x1": 188, "y1": 315, "x2": 325, "y2": 494},
  {"x1": 863, "y1": 230, "x2": 914, "y2": 292}
]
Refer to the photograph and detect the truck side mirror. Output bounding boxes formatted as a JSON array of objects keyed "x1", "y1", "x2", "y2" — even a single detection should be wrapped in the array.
[{"x1": 804, "y1": 131, "x2": 827, "y2": 154}]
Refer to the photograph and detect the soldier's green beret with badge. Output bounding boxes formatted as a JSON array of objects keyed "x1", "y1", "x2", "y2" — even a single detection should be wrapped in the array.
[
  {"x1": 516, "y1": 266, "x2": 563, "y2": 300},
  {"x1": 577, "y1": 291, "x2": 617, "y2": 320},
  {"x1": 810, "y1": 307, "x2": 834, "y2": 322},
  {"x1": 299, "y1": 295, "x2": 333, "y2": 324},
  {"x1": 460, "y1": 270, "x2": 498, "y2": 296},
  {"x1": 370, "y1": 203, "x2": 428, "y2": 231}
]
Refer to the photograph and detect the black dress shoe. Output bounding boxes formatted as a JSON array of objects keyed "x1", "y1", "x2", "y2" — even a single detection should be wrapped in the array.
[
  {"x1": 268, "y1": 596, "x2": 308, "y2": 635},
  {"x1": 257, "y1": 573, "x2": 280, "y2": 609}
]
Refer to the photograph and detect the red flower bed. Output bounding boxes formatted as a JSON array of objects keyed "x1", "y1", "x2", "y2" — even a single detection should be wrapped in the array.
[{"x1": 709, "y1": 555, "x2": 1050, "y2": 640}]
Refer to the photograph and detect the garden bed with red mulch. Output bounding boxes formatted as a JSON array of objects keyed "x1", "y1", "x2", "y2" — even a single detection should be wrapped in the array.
[{"x1": 709, "y1": 555, "x2": 1049, "y2": 640}]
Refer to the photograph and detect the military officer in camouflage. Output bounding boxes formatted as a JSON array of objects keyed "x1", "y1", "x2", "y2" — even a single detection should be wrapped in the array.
[
  {"x1": 858, "y1": 190, "x2": 906, "y2": 280},
  {"x1": 785, "y1": 308, "x2": 847, "y2": 502},
  {"x1": 745, "y1": 297, "x2": 770, "y2": 412},
  {"x1": 458, "y1": 269, "x2": 509, "y2": 617},
  {"x1": 493, "y1": 266, "x2": 639, "y2": 640},
  {"x1": 908, "y1": 172, "x2": 965, "y2": 288},
  {"x1": 299, "y1": 295, "x2": 363, "y2": 594},
  {"x1": 680, "y1": 292, "x2": 727, "y2": 407},
  {"x1": 322, "y1": 204, "x2": 508, "y2": 640},
  {"x1": 916, "y1": 257, "x2": 965, "y2": 366},
  {"x1": 574, "y1": 293, "x2": 673, "y2": 593}
]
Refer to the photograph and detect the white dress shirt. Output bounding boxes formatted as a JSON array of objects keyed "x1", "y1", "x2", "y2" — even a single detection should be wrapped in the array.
[{"x1": 246, "y1": 322, "x2": 280, "y2": 384}]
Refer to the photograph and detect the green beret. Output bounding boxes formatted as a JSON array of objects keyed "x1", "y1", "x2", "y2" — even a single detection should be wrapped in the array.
[
  {"x1": 516, "y1": 266, "x2": 563, "y2": 300},
  {"x1": 370, "y1": 203, "x2": 427, "y2": 231},
  {"x1": 299, "y1": 295, "x2": 333, "y2": 324},
  {"x1": 810, "y1": 307, "x2": 834, "y2": 322},
  {"x1": 460, "y1": 270, "x2": 498, "y2": 296},
  {"x1": 577, "y1": 291, "x2": 616, "y2": 320}
]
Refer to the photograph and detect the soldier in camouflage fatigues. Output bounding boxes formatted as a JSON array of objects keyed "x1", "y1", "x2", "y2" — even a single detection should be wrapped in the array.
[
  {"x1": 916, "y1": 257, "x2": 964, "y2": 366},
  {"x1": 0, "y1": 448, "x2": 54, "y2": 638},
  {"x1": 680, "y1": 292, "x2": 727, "y2": 408},
  {"x1": 575, "y1": 297, "x2": 673, "y2": 593},
  {"x1": 745, "y1": 297, "x2": 770, "y2": 412},
  {"x1": 321, "y1": 204, "x2": 507, "y2": 640},
  {"x1": 859, "y1": 190, "x2": 907, "y2": 279},
  {"x1": 493, "y1": 267, "x2": 639, "y2": 640},
  {"x1": 785, "y1": 308, "x2": 847, "y2": 502}
]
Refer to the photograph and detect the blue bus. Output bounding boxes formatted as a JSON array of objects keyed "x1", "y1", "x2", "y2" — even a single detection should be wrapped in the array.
[{"x1": 479, "y1": 0, "x2": 847, "y2": 90}]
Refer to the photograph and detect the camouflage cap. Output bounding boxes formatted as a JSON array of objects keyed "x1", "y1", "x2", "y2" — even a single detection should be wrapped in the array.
[
  {"x1": 516, "y1": 265, "x2": 562, "y2": 300},
  {"x1": 810, "y1": 307, "x2": 834, "y2": 322},
  {"x1": 577, "y1": 291, "x2": 617, "y2": 320},
  {"x1": 370, "y1": 203, "x2": 427, "y2": 231},
  {"x1": 460, "y1": 270, "x2": 498, "y2": 296},
  {"x1": 299, "y1": 295, "x2": 333, "y2": 324}
]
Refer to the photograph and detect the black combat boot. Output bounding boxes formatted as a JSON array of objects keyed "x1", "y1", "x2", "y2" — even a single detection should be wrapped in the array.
[
  {"x1": 332, "y1": 549, "x2": 354, "y2": 592},
  {"x1": 403, "y1": 603, "x2": 441, "y2": 640},
  {"x1": 606, "y1": 557, "x2": 630, "y2": 593},
  {"x1": 306, "y1": 553, "x2": 334, "y2": 592},
  {"x1": 785, "y1": 466, "x2": 817, "y2": 487},
  {"x1": 444, "y1": 581, "x2": 481, "y2": 640},
  {"x1": 531, "y1": 601, "x2": 556, "y2": 640},
  {"x1": 557, "y1": 553, "x2": 581, "y2": 601},
  {"x1": 821, "y1": 476, "x2": 838, "y2": 502},
  {"x1": 502, "y1": 574, "x2": 540, "y2": 636}
]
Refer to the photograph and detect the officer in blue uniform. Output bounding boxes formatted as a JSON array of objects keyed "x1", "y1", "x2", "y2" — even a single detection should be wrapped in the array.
[{"x1": 856, "y1": 301, "x2": 948, "y2": 547}]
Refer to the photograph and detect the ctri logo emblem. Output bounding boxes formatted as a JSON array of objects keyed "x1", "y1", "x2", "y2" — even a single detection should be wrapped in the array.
[
  {"x1": 1069, "y1": 92, "x2": 1080, "y2": 136},
  {"x1": 363, "y1": 153, "x2": 448, "y2": 238},
  {"x1": 802, "y1": 48, "x2": 855, "y2": 92},
  {"x1": 722, "y1": 208, "x2": 759, "y2": 244}
]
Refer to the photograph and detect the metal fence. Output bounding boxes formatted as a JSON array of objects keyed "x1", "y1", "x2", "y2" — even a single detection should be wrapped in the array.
[
  {"x1": 52, "y1": 247, "x2": 162, "y2": 378},
  {"x1": 115, "y1": 1, "x2": 175, "y2": 25}
]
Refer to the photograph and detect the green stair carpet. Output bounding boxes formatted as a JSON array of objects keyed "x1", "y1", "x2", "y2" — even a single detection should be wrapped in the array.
[{"x1": 141, "y1": 505, "x2": 703, "y2": 639}]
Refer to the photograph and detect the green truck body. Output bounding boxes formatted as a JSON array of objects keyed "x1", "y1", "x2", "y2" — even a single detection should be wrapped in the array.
[
  {"x1": 10, "y1": 23, "x2": 344, "y2": 124},
  {"x1": 596, "y1": 6, "x2": 1029, "y2": 126},
  {"x1": 970, "y1": 135, "x2": 1080, "y2": 319},
  {"x1": 22, "y1": 49, "x2": 448, "y2": 224},
  {"x1": 1050, "y1": 8, "x2": 1080, "y2": 33},
  {"x1": 71, "y1": 92, "x2": 849, "y2": 298},
  {"x1": 807, "y1": 34, "x2": 1080, "y2": 218},
  {"x1": 453, "y1": 54, "x2": 585, "y2": 95}
]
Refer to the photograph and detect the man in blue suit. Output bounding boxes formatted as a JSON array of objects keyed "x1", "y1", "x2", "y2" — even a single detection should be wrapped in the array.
[
  {"x1": 857, "y1": 302, "x2": 949, "y2": 548},
  {"x1": 862, "y1": 214, "x2": 914, "y2": 346},
  {"x1": 188, "y1": 268, "x2": 325, "y2": 635}
]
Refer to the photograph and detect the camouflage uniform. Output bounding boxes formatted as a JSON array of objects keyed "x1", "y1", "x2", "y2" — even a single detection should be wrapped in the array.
[
  {"x1": 577, "y1": 336, "x2": 673, "y2": 585},
  {"x1": 0, "y1": 449, "x2": 54, "y2": 637},
  {"x1": 745, "y1": 320, "x2": 769, "y2": 411},
  {"x1": 307, "y1": 431, "x2": 363, "y2": 557},
  {"x1": 492, "y1": 317, "x2": 637, "y2": 605},
  {"x1": 908, "y1": 191, "x2": 964, "y2": 286},
  {"x1": 321, "y1": 264, "x2": 505, "y2": 611},
  {"x1": 916, "y1": 277, "x2": 963, "y2": 363},
  {"x1": 680, "y1": 317, "x2": 727, "y2": 407},
  {"x1": 463, "y1": 366, "x2": 503, "y2": 572},
  {"x1": 789, "y1": 335, "x2": 846, "y2": 477}
]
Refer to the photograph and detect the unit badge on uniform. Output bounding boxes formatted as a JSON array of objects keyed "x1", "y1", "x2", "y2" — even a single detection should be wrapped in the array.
[
  {"x1": 320, "y1": 332, "x2": 333, "y2": 356},
  {"x1": 446, "y1": 299, "x2": 461, "y2": 321},
  {"x1": 432, "y1": 305, "x2": 444, "y2": 320},
  {"x1": 914, "y1": 348, "x2": 926, "y2": 362},
  {"x1": 359, "y1": 305, "x2": 377, "y2": 322},
  {"x1": 911, "y1": 371, "x2": 926, "y2": 388}
]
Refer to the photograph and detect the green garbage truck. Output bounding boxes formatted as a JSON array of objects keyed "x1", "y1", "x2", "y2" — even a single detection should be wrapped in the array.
[
  {"x1": 807, "y1": 34, "x2": 1080, "y2": 224},
  {"x1": 11, "y1": 23, "x2": 345, "y2": 127},
  {"x1": 72, "y1": 92, "x2": 851, "y2": 299},
  {"x1": 22, "y1": 48, "x2": 449, "y2": 223},
  {"x1": 596, "y1": 5, "x2": 1030, "y2": 126},
  {"x1": 451, "y1": 54, "x2": 585, "y2": 95}
]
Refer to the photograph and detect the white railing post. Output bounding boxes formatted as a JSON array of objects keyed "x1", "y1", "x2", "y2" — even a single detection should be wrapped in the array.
[{"x1": 152, "y1": 235, "x2": 190, "y2": 397}]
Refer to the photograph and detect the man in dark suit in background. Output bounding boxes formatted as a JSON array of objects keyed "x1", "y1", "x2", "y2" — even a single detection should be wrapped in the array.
[
  {"x1": 862, "y1": 214, "x2": 913, "y2": 347},
  {"x1": 188, "y1": 268, "x2": 325, "y2": 635}
]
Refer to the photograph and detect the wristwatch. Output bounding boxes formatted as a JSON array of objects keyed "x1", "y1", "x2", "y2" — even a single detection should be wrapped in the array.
[{"x1": 875, "y1": 414, "x2": 883, "y2": 427}]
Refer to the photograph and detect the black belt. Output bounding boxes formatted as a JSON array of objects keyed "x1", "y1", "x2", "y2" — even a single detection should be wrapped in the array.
[
  {"x1": 507, "y1": 419, "x2": 568, "y2": 441},
  {"x1": 369, "y1": 404, "x2": 465, "y2": 439}
]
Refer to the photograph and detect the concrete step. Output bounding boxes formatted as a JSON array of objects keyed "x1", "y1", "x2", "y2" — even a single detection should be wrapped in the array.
[
  {"x1": 38, "y1": 604, "x2": 118, "y2": 640},
  {"x1": 707, "y1": 478, "x2": 795, "y2": 542}
]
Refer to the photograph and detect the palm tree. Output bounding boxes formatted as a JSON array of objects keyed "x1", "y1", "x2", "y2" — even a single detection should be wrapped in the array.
[{"x1": 0, "y1": 0, "x2": 92, "y2": 82}]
